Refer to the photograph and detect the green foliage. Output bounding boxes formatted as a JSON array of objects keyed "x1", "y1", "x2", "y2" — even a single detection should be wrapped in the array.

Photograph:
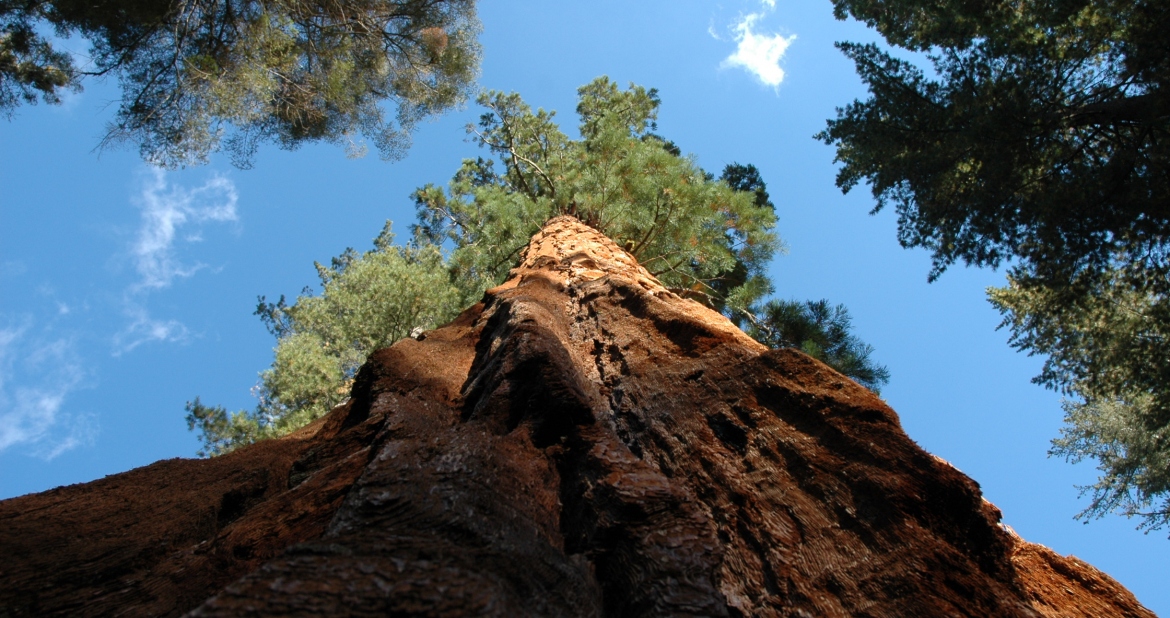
[
  {"x1": 822, "y1": 0, "x2": 1169, "y2": 286},
  {"x1": 747, "y1": 299, "x2": 890, "y2": 393},
  {"x1": 0, "y1": 18, "x2": 76, "y2": 111},
  {"x1": 825, "y1": 0, "x2": 1170, "y2": 530},
  {"x1": 413, "y1": 77, "x2": 782, "y2": 312},
  {"x1": 720, "y1": 162, "x2": 773, "y2": 211},
  {"x1": 184, "y1": 397, "x2": 267, "y2": 458},
  {"x1": 1, "y1": 0, "x2": 481, "y2": 167},
  {"x1": 1052, "y1": 397, "x2": 1170, "y2": 533},
  {"x1": 990, "y1": 268, "x2": 1170, "y2": 531},
  {"x1": 187, "y1": 222, "x2": 460, "y2": 456}
]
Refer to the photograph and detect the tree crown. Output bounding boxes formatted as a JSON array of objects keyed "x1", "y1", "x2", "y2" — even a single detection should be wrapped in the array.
[
  {"x1": 2, "y1": 0, "x2": 481, "y2": 167},
  {"x1": 414, "y1": 76, "x2": 781, "y2": 311}
]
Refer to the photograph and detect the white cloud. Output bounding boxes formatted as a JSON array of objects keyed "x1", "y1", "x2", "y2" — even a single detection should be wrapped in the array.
[
  {"x1": 708, "y1": 18, "x2": 725, "y2": 42},
  {"x1": 0, "y1": 325, "x2": 93, "y2": 459},
  {"x1": 0, "y1": 168, "x2": 239, "y2": 455},
  {"x1": 114, "y1": 168, "x2": 239, "y2": 354},
  {"x1": 132, "y1": 167, "x2": 238, "y2": 291},
  {"x1": 719, "y1": 4, "x2": 796, "y2": 90},
  {"x1": 112, "y1": 304, "x2": 190, "y2": 356}
]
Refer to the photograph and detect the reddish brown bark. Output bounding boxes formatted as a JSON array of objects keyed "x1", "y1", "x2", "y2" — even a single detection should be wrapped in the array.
[{"x1": 0, "y1": 217, "x2": 1153, "y2": 617}]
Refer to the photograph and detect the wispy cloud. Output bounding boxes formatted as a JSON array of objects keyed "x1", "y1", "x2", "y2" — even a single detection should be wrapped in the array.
[
  {"x1": 0, "y1": 261, "x2": 27, "y2": 279},
  {"x1": 115, "y1": 168, "x2": 238, "y2": 354},
  {"x1": 113, "y1": 304, "x2": 190, "y2": 354},
  {"x1": 0, "y1": 324, "x2": 94, "y2": 459},
  {"x1": 718, "y1": 2, "x2": 796, "y2": 90},
  {"x1": 1, "y1": 169, "x2": 240, "y2": 456},
  {"x1": 132, "y1": 167, "x2": 238, "y2": 291}
]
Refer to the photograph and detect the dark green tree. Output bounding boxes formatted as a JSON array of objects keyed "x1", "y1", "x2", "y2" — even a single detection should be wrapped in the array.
[
  {"x1": 821, "y1": 0, "x2": 1169, "y2": 285},
  {"x1": 2, "y1": 0, "x2": 480, "y2": 167},
  {"x1": 720, "y1": 162, "x2": 773, "y2": 211},
  {"x1": 747, "y1": 299, "x2": 890, "y2": 393},
  {"x1": 822, "y1": 0, "x2": 1170, "y2": 530}
]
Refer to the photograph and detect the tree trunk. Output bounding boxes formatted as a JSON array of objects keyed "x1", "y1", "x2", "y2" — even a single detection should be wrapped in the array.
[{"x1": 0, "y1": 217, "x2": 1155, "y2": 617}]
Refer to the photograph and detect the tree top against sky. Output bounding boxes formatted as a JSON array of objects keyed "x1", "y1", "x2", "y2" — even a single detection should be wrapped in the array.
[
  {"x1": 823, "y1": 0, "x2": 1169, "y2": 285},
  {"x1": 1, "y1": 0, "x2": 481, "y2": 167}
]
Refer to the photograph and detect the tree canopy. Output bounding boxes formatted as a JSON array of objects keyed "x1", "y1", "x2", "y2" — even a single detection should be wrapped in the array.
[
  {"x1": 823, "y1": 0, "x2": 1170, "y2": 531},
  {"x1": 822, "y1": 0, "x2": 1168, "y2": 286},
  {"x1": 412, "y1": 78, "x2": 780, "y2": 312},
  {"x1": 1, "y1": 0, "x2": 480, "y2": 167},
  {"x1": 989, "y1": 268, "x2": 1170, "y2": 531},
  {"x1": 188, "y1": 78, "x2": 890, "y2": 456}
]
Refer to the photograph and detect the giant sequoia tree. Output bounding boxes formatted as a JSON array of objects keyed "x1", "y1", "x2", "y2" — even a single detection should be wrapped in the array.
[
  {"x1": 822, "y1": 0, "x2": 1170, "y2": 530},
  {"x1": 1, "y1": 0, "x2": 480, "y2": 166},
  {"x1": 189, "y1": 78, "x2": 889, "y2": 456}
]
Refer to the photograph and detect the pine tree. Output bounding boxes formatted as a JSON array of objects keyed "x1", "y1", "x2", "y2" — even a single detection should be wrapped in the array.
[
  {"x1": 747, "y1": 299, "x2": 890, "y2": 393},
  {"x1": 187, "y1": 223, "x2": 460, "y2": 456},
  {"x1": 2, "y1": 0, "x2": 480, "y2": 167},
  {"x1": 412, "y1": 77, "x2": 781, "y2": 312}
]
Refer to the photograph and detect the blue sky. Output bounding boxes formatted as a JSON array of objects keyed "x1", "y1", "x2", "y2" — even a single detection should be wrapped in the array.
[{"x1": 1, "y1": 0, "x2": 1166, "y2": 612}]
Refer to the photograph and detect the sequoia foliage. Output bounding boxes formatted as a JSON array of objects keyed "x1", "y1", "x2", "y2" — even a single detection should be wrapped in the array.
[
  {"x1": 1, "y1": 0, "x2": 480, "y2": 167},
  {"x1": 989, "y1": 270, "x2": 1170, "y2": 530},
  {"x1": 411, "y1": 78, "x2": 780, "y2": 312},
  {"x1": 823, "y1": 0, "x2": 1170, "y2": 530}
]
